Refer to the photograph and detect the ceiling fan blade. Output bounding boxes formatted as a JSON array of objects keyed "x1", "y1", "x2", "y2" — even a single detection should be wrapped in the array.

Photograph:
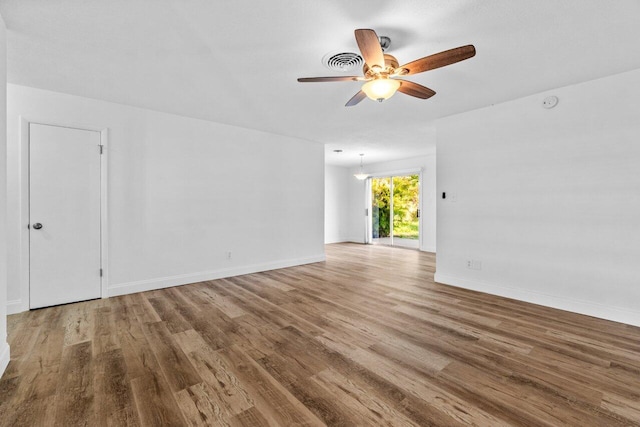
[
  {"x1": 398, "y1": 45, "x2": 476, "y2": 75},
  {"x1": 354, "y1": 29, "x2": 385, "y2": 69},
  {"x1": 397, "y1": 80, "x2": 436, "y2": 99},
  {"x1": 298, "y1": 76, "x2": 362, "y2": 82},
  {"x1": 345, "y1": 90, "x2": 367, "y2": 107}
]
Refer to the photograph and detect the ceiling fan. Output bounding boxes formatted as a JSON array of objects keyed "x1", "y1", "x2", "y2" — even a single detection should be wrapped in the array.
[{"x1": 298, "y1": 29, "x2": 475, "y2": 106}]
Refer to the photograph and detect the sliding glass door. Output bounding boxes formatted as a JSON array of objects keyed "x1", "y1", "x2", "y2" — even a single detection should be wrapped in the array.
[
  {"x1": 371, "y1": 177, "x2": 391, "y2": 244},
  {"x1": 371, "y1": 174, "x2": 420, "y2": 249}
]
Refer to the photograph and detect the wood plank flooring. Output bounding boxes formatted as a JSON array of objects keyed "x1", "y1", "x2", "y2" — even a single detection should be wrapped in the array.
[{"x1": 1, "y1": 243, "x2": 639, "y2": 426}]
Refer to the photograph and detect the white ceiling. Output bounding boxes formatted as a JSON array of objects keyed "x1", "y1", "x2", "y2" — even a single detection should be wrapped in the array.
[{"x1": 2, "y1": 0, "x2": 640, "y2": 166}]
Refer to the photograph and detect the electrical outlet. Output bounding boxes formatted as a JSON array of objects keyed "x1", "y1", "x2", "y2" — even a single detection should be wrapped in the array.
[
  {"x1": 226, "y1": 251, "x2": 232, "y2": 260},
  {"x1": 466, "y1": 259, "x2": 482, "y2": 270}
]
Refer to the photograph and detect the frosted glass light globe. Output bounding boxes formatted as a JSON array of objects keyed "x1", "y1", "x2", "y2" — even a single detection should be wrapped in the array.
[{"x1": 362, "y1": 78, "x2": 401, "y2": 101}]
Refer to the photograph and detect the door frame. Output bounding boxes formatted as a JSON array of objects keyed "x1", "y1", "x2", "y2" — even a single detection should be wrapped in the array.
[
  {"x1": 18, "y1": 116, "x2": 109, "y2": 310},
  {"x1": 366, "y1": 168, "x2": 423, "y2": 249}
]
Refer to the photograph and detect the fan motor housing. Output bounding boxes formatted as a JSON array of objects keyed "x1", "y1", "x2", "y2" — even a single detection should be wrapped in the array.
[{"x1": 363, "y1": 54, "x2": 399, "y2": 76}]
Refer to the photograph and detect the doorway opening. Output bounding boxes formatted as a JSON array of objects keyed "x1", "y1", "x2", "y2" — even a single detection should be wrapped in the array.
[{"x1": 370, "y1": 174, "x2": 420, "y2": 249}]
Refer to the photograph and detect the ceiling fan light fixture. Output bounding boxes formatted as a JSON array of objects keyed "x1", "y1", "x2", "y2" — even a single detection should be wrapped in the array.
[
  {"x1": 298, "y1": 29, "x2": 475, "y2": 107},
  {"x1": 362, "y1": 77, "x2": 400, "y2": 102}
]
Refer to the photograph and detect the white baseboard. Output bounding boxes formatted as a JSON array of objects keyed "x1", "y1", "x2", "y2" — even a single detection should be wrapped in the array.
[
  {"x1": 0, "y1": 342, "x2": 9, "y2": 377},
  {"x1": 108, "y1": 254, "x2": 326, "y2": 297},
  {"x1": 7, "y1": 299, "x2": 24, "y2": 315},
  {"x1": 346, "y1": 236, "x2": 366, "y2": 244},
  {"x1": 434, "y1": 273, "x2": 640, "y2": 327},
  {"x1": 325, "y1": 237, "x2": 349, "y2": 244}
]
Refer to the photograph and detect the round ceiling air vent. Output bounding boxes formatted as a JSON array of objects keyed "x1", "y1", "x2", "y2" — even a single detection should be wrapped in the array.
[{"x1": 322, "y1": 51, "x2": 364, "y2": 72}]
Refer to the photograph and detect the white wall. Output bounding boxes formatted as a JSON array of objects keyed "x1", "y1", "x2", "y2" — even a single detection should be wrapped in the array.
[
  {"x1": 0, "y1": 15, "x2": 9, "y2": 376},
  {"x1": 324, "y1": 164, "x2": 349, "y2": 243},
  {"x1": 7, "y1": 84, "x2": 324, "y2": 313},
  {"x1": 435, "y1": 68, "x2": 640, "y2": 326},
  {"x1": 346, "y1": 154, "x2": 437, "y2": 252}
]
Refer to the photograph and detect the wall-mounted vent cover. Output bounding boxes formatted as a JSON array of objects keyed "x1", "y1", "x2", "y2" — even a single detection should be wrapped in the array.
[{"x1": 322, "y1": 51, "x2": 364, "y2": 72}]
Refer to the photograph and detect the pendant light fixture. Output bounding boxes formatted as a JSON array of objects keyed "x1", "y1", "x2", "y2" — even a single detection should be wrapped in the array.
[{"x1": 354, "y1": 153, "x2": 369, "y2": 180}]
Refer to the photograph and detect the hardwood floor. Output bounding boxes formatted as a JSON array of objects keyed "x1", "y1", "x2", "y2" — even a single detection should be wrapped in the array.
[{"x1": 1, "y1": 243, "x2": 639, "y2": 426}]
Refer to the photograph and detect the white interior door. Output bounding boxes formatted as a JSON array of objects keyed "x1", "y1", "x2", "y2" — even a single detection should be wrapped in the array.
[{"x1": 29, "y1": 123, "x2": 102, "y2": 309}]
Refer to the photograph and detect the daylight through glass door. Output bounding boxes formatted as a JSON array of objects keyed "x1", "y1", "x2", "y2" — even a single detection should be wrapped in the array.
[{"x1": 371, "y1": 174, "x2": 420, "y2": 249}]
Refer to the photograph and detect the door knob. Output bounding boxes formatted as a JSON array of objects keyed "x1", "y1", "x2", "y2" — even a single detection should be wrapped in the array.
[{"x1": 32, "y1": 223, "x2": 43, "y2": 230}]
